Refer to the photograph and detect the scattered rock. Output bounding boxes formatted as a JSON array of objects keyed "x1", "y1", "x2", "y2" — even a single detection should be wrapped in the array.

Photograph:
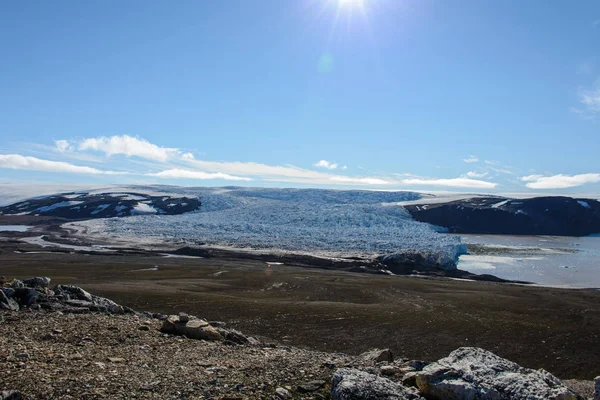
[
  {"x1": 331, "y1": 368, "x2": 423, "y2": 400},
  {"x1": 275, "y1": 387, "x2": 292, "y2": 399},
  {"x1": 360, "y1": 348, "x2": 393, "y2": 364},
  {"x1": 414, "y1": 347, "x2": 581, "y2": 400}
]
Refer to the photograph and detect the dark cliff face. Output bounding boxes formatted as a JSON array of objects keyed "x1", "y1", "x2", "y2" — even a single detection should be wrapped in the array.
[
  {"x1": 0, "y1": 192, "x2": 201, "y2": 220},
  {"x1": 405, "y1": 196, "x2": 600, "y2": 236}
]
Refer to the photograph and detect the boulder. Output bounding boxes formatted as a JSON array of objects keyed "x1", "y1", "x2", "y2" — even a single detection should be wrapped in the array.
[
  {"x1": 594, "y1": 376, "x2": 600, "y2": 400},
  {"x1": 161, "y1": 315, "x2": 222, "y2": 341},
  {"x1": 414, "y1": 347, "x2": 581, "y2": 400},
  {"x1": 23, "y1": 277, "x2": 51, "y2": 288},
  {"x1": 331, "y1": 368, "x2": 424, "y2": 400},
  {"x1": 0, "y1": 289, "x2": 19, "y2": 311},
  {"x1": 90, "y1": 295, "x2": 124, "y2": 313},
  {"x1": 13, "y1": 288, "x2": 42, "y2": 306},
  {"x1": 0, "y1": 390, "x2": 22, "y2": 400},
  {"x1": 53, "y1": 285, "x2": 93, "y2": 302},
  {"x1": 360, "y1": 348, "x2": 394, "y2": 363},
  {"x1": 10, "y1": 280, "x2": 24, "y2": 289}
]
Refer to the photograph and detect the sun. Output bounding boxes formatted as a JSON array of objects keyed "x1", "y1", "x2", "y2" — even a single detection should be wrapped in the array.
[{"x1": 338, "y1": 0, "x2": 364, "y2": 7}]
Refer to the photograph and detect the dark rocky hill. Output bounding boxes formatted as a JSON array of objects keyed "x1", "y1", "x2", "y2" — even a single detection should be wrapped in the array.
[
  {"x1": 0, "y1": 192, "x2": 201, "y2": 220},
  {"x1": 405, "y1": 196, "x2": 600, "y2": 236}
]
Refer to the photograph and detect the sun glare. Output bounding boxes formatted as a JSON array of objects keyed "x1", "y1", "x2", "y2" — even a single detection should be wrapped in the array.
[{"x1": 339, "y1": 0, "x2": 364, "y2": 7}]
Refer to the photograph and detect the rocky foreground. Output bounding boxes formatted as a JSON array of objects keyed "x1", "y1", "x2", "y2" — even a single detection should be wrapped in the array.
[{"x1": 1, "y1": 278, "x2": 599, "y2": 400}]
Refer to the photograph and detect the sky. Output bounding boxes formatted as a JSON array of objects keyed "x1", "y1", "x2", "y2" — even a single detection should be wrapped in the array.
[{"x1": 1, "y1": 0, "x2": 599, "y2": 194}]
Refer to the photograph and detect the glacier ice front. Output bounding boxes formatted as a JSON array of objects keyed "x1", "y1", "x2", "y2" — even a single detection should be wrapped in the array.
[{"x1": 69, "y1": 187, "x2": 466, "y2": 268}]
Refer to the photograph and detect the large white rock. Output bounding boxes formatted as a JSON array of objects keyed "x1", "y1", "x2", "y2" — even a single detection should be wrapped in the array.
[
  {"x1": 414, "y1": 347, "x2": 580, "y2": 400},
  {"x1": 161, "y1": 315, "x2": 222, "y2": 341},
  {"x1": 331, "y1": 368, "x2": 423, "y2": 400}
]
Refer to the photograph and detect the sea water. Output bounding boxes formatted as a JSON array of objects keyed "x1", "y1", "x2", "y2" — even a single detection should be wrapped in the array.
[{"x1": 456, "y1": 234, "x2": 600, "y2": 288}]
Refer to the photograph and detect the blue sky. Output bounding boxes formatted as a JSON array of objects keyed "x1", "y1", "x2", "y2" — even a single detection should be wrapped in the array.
[{"x1": 1, "y1": 0, "x2": 599, "y2": 193}]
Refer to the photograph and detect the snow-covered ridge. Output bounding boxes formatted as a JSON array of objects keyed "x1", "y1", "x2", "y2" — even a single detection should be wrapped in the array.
[{"x1": 0, "y1": 190, "x2": 200, "y2": 219}]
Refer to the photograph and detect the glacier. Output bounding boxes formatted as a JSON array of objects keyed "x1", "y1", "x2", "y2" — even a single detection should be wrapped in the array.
[{"x1": 66, "y1": 186, "x2": 467, "y2": 264}]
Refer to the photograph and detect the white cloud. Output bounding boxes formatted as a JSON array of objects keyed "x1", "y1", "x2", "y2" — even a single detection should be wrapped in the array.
[
  {"x1": 0, "y1": 154, "x2": 124, "y2": 175},
  {"x1": 463, "y1": 155, "x2": 479, "y2": 163},
  {"x1": 465, "y1": 171, "x2": 488, "y2": 178},
  {"x1": 55, "y1": 140, "x2": 71, "y2": 152},
  {"x1": 181, "y1": 152, "x2": 195, "y2": 160},
  {"x1": 579, "y1": 86, "x2": 600, "y2": 114},
  {"x1": 149, "y1": 169, "x2": 252, "y2": 181},
  {"x1": 314, "y1": 160, "x2": 338, "y2": 169},
  {"x1": 521, "y1": 173, "x2": 600, "y2": 189},
  {"x1": 402, "y1": 177, "x2": 497, "y2": 189},
  {"x1": 78, "y1": 135, "x2": 178, "y2": 162}
]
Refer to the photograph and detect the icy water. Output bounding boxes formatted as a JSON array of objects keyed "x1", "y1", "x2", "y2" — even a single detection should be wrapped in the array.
[
  {"x1": 456, "y1": 234, "x2": 600, "y2": 288},
  {"x1": 0, "y1": 225, "x2": 31, "y2": 232}
]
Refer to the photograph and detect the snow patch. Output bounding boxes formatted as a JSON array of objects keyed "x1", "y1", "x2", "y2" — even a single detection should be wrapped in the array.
[
  {"x1": 36, "y1": 201, "x2": 84, "y2": 213},
  {"x1": 577, "y1": 200, "x2": 591, "y2": 209},
  {"x1": 131, "y1": 203, "x2": 158, "y2": 215}
]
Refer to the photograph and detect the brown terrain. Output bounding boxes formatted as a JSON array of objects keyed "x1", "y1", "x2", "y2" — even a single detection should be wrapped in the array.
[{"x1": 1, "y1": 233, "x2": 599, "y2": 384}]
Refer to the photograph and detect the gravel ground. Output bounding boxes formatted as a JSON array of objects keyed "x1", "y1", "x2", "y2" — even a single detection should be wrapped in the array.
[{"x1": 0, "y1": 310, "x2": 373, "y2": 400}]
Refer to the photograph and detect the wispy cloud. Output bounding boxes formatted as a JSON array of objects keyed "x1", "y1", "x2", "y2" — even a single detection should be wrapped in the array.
[
  {"x1": 0, "y1": 154, "x2": 125, "y2": 175},
  {"x1": 149, "y1": 169, "x2": 252, "y2": 181},
  {"x1": 78, "y1": 135, "x2": 179, "y2": 162},
  {"x1": 330, "y1": 176, "x2": 390, "y2": 185},
  {"x1": 314, "y1": 160, "x2": 338, "y2": 169},
  {"x1": 401, "y1": 177, "x2": 497, "y2": 189},
  {"x1": 55, "y1": 140, "x2": 72, "y2": 152},
  {"x1": 463, "y1": 155, "x2": 479, "y2": 163},
  {"x1": 521, "y1": 173, "x2": 600, "y2": 189},
  {"x1": 578, "y1": 85, "x2": 600, "y2": 114},
  {"x1": 465, "y1": 171, "x2": 488, "y2": 178}
]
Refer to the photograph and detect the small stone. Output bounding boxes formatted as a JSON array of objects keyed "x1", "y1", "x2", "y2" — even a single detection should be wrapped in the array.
[
  {"x1": 70, "y1": 353, "x2": 83, "y2": 360},
  {"x1": 322, "y1": 361, "x2": 336, "y2": 369},
  {"x1": 297, "y1": 380, "x2": 325, "y2": 393},
  {"x1": 380, "y1": 365, "x2": 397, "y2": 376},
  {"x1": 275, "y1": 387, "x2": 292, "y2": 399},
  {"x1": 107, "y1": 357, "x2": 126, "y2": 363},
  {"x1": 93, "y1": 362, "x2": 106, "y2": 369},
  {"x1": 197, "y1": 360, "x2": 212, "y2": 367},
  {"x1": 138, "y1": 325, "x2": 150, "y2": 331},
  {"x1": 14, "y1": 353, "x2": 29, "y2": 359},
  {"x1": 52, "y1": 329, "x2": 63, "y2": 334}
]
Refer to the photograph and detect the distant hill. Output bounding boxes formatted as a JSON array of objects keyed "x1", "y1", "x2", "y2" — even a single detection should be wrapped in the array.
[
  {"x1": 405, "y1": 196, "x2": 600, "y2": 236},
  {"x1": 0, "y1": 191, "x2": 201, "y2": 220}
]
